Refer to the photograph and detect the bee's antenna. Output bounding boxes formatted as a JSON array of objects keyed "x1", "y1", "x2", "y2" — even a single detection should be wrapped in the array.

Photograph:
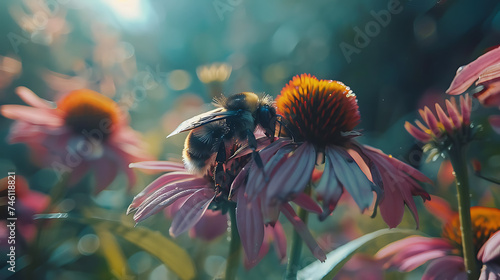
[{"x1": 276, "y1": 115, "x2": 296, "y2": 142}]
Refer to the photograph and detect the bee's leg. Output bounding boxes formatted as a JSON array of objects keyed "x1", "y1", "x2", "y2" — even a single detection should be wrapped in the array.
[
  {"x1": 246, "y1": 129, "x2": 269, "y2": 182},
  {"x1": 214, "y1": 138, "x2": 226, "y2": 192}
]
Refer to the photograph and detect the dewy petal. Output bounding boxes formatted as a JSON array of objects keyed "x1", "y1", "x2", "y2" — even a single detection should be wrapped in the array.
[
  {"x1": 281, "y1": 203, "x2": 326, "y2": 262},
  {"x1": 326, "y1": 146, "x2": 375, "y2": 212},
  {"x1": 376, "y1": 236, "x2": 455, "y2": 271},
  {"x1": 236, "y1": 188, "x2": 265, "y2": 264},
  {"x1": 169, "y1": 188, "x2": 215, "y2": 237},
  {"x1": 404, "y1": 121, "x2": 431, "y2": 142},
  {"x1": 265, "y1": 143, "x2": 315, "y2": 204},
  {"x1": 16, "y1": 86, "x2": 55, "y2": 109},
  {"x1": 129, "y1": 161, "x2": 186, "y2": 172},
  {"x1": 446, "y1": 46, "x2": 500, "y2": 95},
  {"x1": 422, "y1": 256, "x2": 467, "y2": 280},
  {"x1": 435, "y1": 104, "x2": 454, "y2": 133},
  {"x1": 478, "y1": 230, "x2": 500, "y2": 263},
  {"x1": 446, "y1": 99, "x2": 463, "y2": 129},
  {"x1": 1, "y1": 105, "x2": 63, "y2": 126},
  {"x1": 489, "y1": 115, "x2": 500, "y2": 134}
]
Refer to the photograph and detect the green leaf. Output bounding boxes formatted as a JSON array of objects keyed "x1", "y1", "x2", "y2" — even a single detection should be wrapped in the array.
[
  {"x1": 95, "y1": 220, "x2": 196, "y2": 280},
  {"x1": 94, "y1": 226, "x2": 133, "y2": 280},
  {"x1": 297, "y1": 228, "x2": 421, "y2": 280}
]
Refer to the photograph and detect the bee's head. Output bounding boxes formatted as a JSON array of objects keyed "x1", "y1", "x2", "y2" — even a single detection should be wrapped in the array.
[{"x1": 255, "y1": 95, "x2": 277, "y2": 138}]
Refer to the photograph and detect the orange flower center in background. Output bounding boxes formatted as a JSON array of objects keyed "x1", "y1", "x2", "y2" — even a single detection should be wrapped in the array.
[
  {"x1": 442, "y1": 206, "x2": 500, "y2": 254},
  {"x1": 276, "y1": 74, "x2": 360, "y2": 147},
  {"x1": 57, "y1": 89, "x2": 121, "y2": 137}
]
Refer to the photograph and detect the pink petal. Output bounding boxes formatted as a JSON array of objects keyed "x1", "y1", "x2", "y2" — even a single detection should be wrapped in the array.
[
  {"x1": 314, "y1": 155, "x2": 343, "y2": 220},
  {"x1": 424, "y1": 107, "x2": 442, "y2": 137},
  {"x1": 291, "y1": 193, "x2": 322, "y2": 214},
  {"x1": 93, "y1": 158, "x2": 119, "y2": 194},
  {"x1": 478, "y1": 63, "x2": 500, "y2": 84},
  {"x1": 169, "y1": 188, "x2": 215, "y2": 237},
  {"x1": 422, "y1": 256, "x2": 467, "y2": 280},
  {"x1": 129, "y1": 161, "x2": 186, "y2": 172},
  {"x1": 489, "y1": 115, "x2": 500, "y2": 134},
  {"x1": 479, "y1": 263, "x2": 500, "y2": 280},
  {"x1": 326, "y1": 146, "x2": 375, "y2": 212},
  {"x1": 1, "y1": 105, "x2": 63, "y2": 126},
  {"x1": 435, "y1": 104, "x2": 454, "y2": 133},
  {"x1": 281, "y1": 203, "x2": 326, "y2": 262},
  {"x1": 405, "y1": 121, "x2": 431, "y2": 142},
  {"x1": 446, "y1": 99, "x2": 463, "y2": 128},
  {"x1": 478, "y1": 231, "x2": 500, "y2": 263},
  {"x1": 460, "y1": 95, "x2": 471, "y2": 125},
  {"x1": 446, "y1": 46, "x2": 500, "y2": 95},
  {"x1": 16, "y1": 86, "x2": 55, "y2": 109},
  {"x1": 270, "y1": 221, "x2": 287, "y2": 262},
  {"x1": 128, "y1": 173, "x2": 199, "y2": 211},
  {"x1": 236, "y1": 188, "x2": 265, "y2": 264},
  {"x1": 376, "y1": 236, "x2": 455, "y2": 271},
  {"x1": 189, "y1": 210, "x2": 227, "y2": 241},
  {"x1": 265, "y1": 143, "x2": 315, "y2": 204}
]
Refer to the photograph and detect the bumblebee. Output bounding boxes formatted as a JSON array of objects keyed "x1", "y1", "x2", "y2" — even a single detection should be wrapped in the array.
[{"x1": 168, "y1": 92, "x2": 277, "y2": 182}]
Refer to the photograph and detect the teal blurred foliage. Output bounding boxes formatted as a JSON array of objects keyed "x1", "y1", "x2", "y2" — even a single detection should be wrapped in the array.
[{"x1": 1, "y1": 0, "x2": 500, "y2": 279}]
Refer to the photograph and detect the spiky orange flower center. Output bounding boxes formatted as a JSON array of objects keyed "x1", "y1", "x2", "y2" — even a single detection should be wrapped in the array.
[
  {"x1": 57, "y1": 89, "x2": 121, "y2": 136},
  {"x1": 442, "y1": 207, "x2": 500, "y2": 254},
  {"x1": 276, "y1": 74, "x2": 360, "y2": 147}
]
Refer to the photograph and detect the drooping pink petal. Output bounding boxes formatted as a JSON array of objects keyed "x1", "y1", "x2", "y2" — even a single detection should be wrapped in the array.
[
  {"x1": 1, "y1": 105, "x2": 63, "y2": 126},
  {"x1": 478, "y1": 231, "x2": 500, "y2": 263},
  {"x1": 435, "y1": 104, "x2": 454, "y2": 133},
  {"x1": 129, "y1": 161, "x2": 186, "y2": 172},
  {"x1": 327, "y1": 146, "x2": 375, "y2": 212},
  {"x1": 291, "y1": 193, "x2": 322, "y2": 214},
  {"x1": 281, "y1": 203, "x2": 326, "y2": 262},
  {"x1": 16, "y1": 86, "x2": 55, "y2": 109},
  {"x1": 236, "y1": 189, "x2": 265, "y2": 265},
  {"x1": 405, "y1": 121, "x2": 432, "y2": 142},
  {"x1": 446, "y1": 46, "x2": 500, "y2": 95},
  {"x1": 189, "y1": 210, "x2": 227, "y2": 241},
  {"x1": 478, "y1": 63, "x2": 500, "y2": 85},
  {"x1": 376, "y1": 236, "x2": 455, "y2": 271},
  {"x1": 265, "y1": 143, "x2": 315, "y2": 204},
  {"x1": 270, "y1": 221, "x2": 287, "y2": 263},
  {"x1": 93, "y1": 158, "x2": 119, "y2": 194},
  {"x1": 314, "y1": 155, "x2": 343, "y2": 220},
  {"x1": 489, "y1": 115, "x2": 500, "y2": 134},
  {"x1": 169, "y1": 188, "x2": 215, "y2": 237},
  {"x1": 422, "y1": 256, "x2": 467, "y2": 280}
]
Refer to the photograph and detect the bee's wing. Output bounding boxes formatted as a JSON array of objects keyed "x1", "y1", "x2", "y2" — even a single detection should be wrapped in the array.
[{"x1": 167, "y1": 108, "x2": 237, "y2": 138}]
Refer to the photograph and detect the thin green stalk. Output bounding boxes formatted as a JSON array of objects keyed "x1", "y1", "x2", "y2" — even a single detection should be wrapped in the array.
[
  {"x1": 285, "y1": 205, "x2": 308, "y2": 280},
  {"x1": 225, "y1": 206, "x2": 241, "y2": 280},
  {"x1": 448, "y1": 147, "x2": 479, "y2": 280},
  {"x1": 285, "y1": 185, "x2": 312, "y2": 280}
]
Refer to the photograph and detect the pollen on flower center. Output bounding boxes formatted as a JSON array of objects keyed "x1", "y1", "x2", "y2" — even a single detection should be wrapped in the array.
[
  {"x1": 57, "y1": 89, "x2": 121, "y2": 137},
  {"x1": 442, "y1": 207, "x2": 500, "y2": 253},
  {"x1": 276, "y1": 74, "x2": 360, "y2": 147}
]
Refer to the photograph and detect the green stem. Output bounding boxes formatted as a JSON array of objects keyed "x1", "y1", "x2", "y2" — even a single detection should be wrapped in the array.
[
  {"x1": 225, "y1": 205, "x2": 241, "y2": 280},
  {"x1": 285, "y1": 185, "x2": 311, "y2": 280},
  {"x1": 448, "y1": 147, "x2": 479, "y2": 280}
]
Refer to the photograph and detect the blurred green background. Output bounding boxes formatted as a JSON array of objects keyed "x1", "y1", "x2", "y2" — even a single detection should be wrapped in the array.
[{"x1": 1, "y1": 0, "x2": 500, "y2": 279}]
